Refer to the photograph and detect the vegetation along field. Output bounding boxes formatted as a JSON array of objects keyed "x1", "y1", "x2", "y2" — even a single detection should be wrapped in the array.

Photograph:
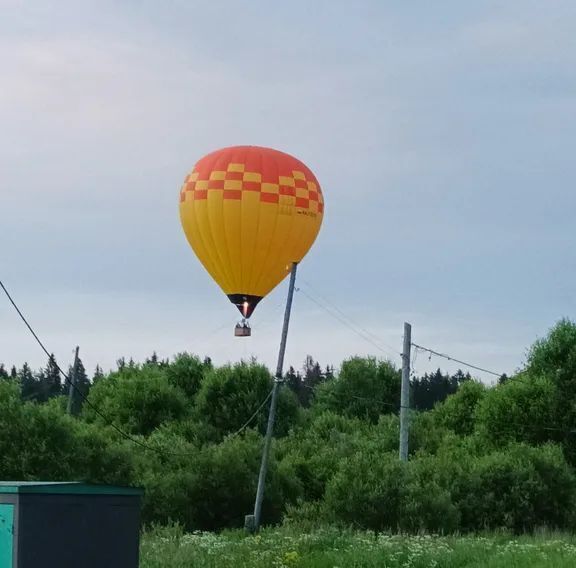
[
  {"x1": 1, "y1": 318, "x2": 576, "y2": 567},
  {"x1": 140, "y1": 526, "x2": 576, "y2": 567}
]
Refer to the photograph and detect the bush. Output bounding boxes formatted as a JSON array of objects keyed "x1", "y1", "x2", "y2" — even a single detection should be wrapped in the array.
[
  {"x1": 325, "y1": 451, "x2": 408, "y2": 530},
  {"x1": 433, "y1": 380, "x2": 486, "y2": 436},
  {"x1": 0, "y1": 382, "x2": 133, "y2": 484},
  {"x1": 319, "y1": 435, "x2": 576, "y2": 533},
  {"x1": 136, "y1": 430, "x2": 301, "y2": 531},
  {"x1": 455, "y1": 443, "x2": 576, "y2": 532},
  {"x1": 526, "y1": 318, "x2": 576, "y2": 379},
  {"x1": 194, "y1": 362, "x2": 300, "y2": 438},
  {"x1": 475, "y1": 375, "x2": 557, "y2": 448},
  {"x1": 166, "y1": 353, "x2": 210, "y2": 400},
  {"x1": 409, "y1": 410, "x2": 455, "y2": 456},
  {"x1": 314, "y1": 357, "x2": 400, "y2": 423},
  {"x1": 278, "y1": 412, "x2": 372, "y2": 501},
  {"x1": 83, "y1": 366, "x2": 189, "y2": 435}
]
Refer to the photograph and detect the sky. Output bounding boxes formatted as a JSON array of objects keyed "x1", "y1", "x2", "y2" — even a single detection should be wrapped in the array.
[{"x1": 1, "y1": 1, "x2": 575, "y2": 382}]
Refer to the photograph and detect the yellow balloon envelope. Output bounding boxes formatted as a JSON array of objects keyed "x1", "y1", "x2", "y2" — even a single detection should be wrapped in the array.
[{"x1": 179, "y1": 145, "x2": 324, "y2": 318}]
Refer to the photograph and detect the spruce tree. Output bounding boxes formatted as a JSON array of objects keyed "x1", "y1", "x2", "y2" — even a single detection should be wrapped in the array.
[
  {"x1": 65, "y1": 356, "x2": 90, "y2": 414},
  {"x1": 43, "y1": 354, "x2": 62, "y2": 399},
  {"x1": 93, "y1": 365, "x2": 104, "y2": 383},
  {"x1": 19, "y1": 362, "x2": 37, "y2": 401}
]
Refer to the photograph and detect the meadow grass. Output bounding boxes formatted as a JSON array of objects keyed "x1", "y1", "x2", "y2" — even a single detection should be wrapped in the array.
[{"x1": 140, "y1": 525, "x2": 576, "y2": 567}]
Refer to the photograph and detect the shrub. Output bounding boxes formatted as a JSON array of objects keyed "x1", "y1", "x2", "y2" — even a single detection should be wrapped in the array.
[
  {"x1": 324, "y1": 451, "x2": 408, "y2": 530},
  {"x1": 166, "y1": 353, "x2": 210, "y2": 400},
  {"x1": 454, "y1": 443, "x2": 576, "y2": 532},
  {"x1": 83, "y1": 366, "x2": 189, "y2": 435},
  {"x1": 433, "y1": 380, "x2": 486, "y2": 436},
  {"x1": 136, "y1": 430, "x2": 301, "y2": 531},
  {"x1": 278, "y1": 412, "x2": 371, "y2": 501},
  {"x1": 314, "y1": 357, "x2": 400, "y2": 423},
  {"x1": 194, "y1": 362, "x2": 300, "y2": 438},
  {"x1": 475, "y1": 375, "x2": 557, "y2": 448}
]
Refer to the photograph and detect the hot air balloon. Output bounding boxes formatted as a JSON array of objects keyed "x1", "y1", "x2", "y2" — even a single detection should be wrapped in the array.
[{"x1": 179, "y1": 145, "x2": 324, "y2": 335}]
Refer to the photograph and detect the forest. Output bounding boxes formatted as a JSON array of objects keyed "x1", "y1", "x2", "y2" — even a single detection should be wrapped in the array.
[{"x1": 1, "y1": 318, "x2": 575, "y2": 535}]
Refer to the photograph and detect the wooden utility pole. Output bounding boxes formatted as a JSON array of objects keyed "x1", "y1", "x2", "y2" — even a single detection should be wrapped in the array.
[
  {"x1": 399, "y1": 323, "x2": 411, "y2": 461},
  {"x1": 67, "y1": 346, "x2": 79, "y2": 415}
]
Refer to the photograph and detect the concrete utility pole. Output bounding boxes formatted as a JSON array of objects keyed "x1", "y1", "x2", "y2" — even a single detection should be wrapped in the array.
[
  {"x1": 67, "y1": 346, "x2": 79, "y2": 415},
  {"x1": 246, "y1": 262, "x2": 298, "y2": 533},
  {"x1": 399, "y1": 323, "x2": 411, "y2": 461}
]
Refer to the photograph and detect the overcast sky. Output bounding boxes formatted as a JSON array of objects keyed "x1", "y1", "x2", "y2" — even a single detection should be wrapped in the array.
[{"x1": 1, "y1": 1, "x2": 575, "y2": 382}]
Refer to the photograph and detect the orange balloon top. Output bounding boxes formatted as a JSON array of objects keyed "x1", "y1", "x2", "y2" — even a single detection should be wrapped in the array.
[{"x1": 180, "y1": 145, "x2": 324, "y2": 214}]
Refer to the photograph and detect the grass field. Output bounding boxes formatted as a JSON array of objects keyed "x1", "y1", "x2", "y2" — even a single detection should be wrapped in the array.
[{"x1": 140, "y1": 526, "x2": 576, "y2": 567}]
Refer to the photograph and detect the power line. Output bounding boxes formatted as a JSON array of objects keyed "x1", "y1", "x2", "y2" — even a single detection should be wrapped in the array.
[
  {"x1": 411, "y1": 342, "x2": 503, "y2": 378},
  {"x1": 298, "y1": 379, "x2": 576, "y2": 440},
  {"x1": 300, "y1": 279, "x2": 401, "y2": 354},
  {"x1": 297, "y1": 287, "x2": 401, "y2": 359},
  {"x1": 0, "y1": 279, "x2": 202, "y2": 457},
  {"x1": 230, "y1": 389, "x2": 274, "y2": 437},
  {"x1": 299, "y1": 382, "x2": 406, "y2": 410},
  {"x1": 1, "y1": 278, "x2": 278, "y2": 456},
  {"x1": 410, "y1": 345, "x2": 419, "y2": 378}
]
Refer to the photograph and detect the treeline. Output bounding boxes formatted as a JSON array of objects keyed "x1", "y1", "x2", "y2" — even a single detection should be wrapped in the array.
[
  {"x1": 1, "y1": 318, "x2": 575, "y2": 534},
  {"x1": 1, "y1": 352, "x2": 471, "y2": 415}
]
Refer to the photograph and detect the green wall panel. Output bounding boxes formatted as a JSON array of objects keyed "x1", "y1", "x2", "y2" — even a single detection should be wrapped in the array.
[{"x1": 0, "y1": 504, "x2": 14, "y2": 568}]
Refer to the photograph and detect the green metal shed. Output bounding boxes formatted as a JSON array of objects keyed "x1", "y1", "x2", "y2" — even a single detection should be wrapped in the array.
[{"x1": 0, "y1": 482, "x2": 143, "y2": 568}]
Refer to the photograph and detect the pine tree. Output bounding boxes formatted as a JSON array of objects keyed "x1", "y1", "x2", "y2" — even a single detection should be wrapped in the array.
[
  {"x1": 42, "y1": 354, "x2": 62, "y2": 400},
  {"x1": 145, "y1": 352, "x2": 159, "y2": 366},
  {"x1": 285, "y1": 365, "x2": 304, "y2": 403},
  {"x1": 93, "y1": 365, "x2": 104, "y2": 383},
  {"x1": 64, "y1": 356, "x2": 90, "y2": 414},
  {"x1": 297, "y1": 355, "x2": 326, "y2": 406},
  {"x1": 411, "y1": 368, "x2": 467, "y2": 411},
  {"x1": 0, "y1": 364, "x2": 8, "y2": 380},
  {"x1": 10, "y1": 366, "x2": 17, "y2": 380},
  {"x1": 498, "y1": 373, "x2": 509, "y2": 385},
  {"x1": 19, "y1": 363, "x2": 38, "y2": 401}
]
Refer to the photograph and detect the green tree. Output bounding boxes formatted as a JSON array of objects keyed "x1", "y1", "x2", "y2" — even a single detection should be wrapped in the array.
[
  {"x1": 83, "y1": 366, "x2": 189, "y2": 435},
  {"x1": 475, "y1": 375, "x2": 557, "y2": 448},
  {"x1": 40, "y1": 354, "x2": 62, "y2": 400},
  {"x1": 454, "y1": 443, "x2": 576, "y2": 532},
  {"x1": 278, "y1": 411, "x2": 373, "y2": 501},
  {"x1": 93, "y1": 365, "x2": 104, "y2": 383},
  {"x1": 524, "y1": 319, "x2": 576, "y2": 463},
  {"x1": 19, "y1": 362, "x2": 37, "y2": 401},
  {"x1": 166, "y1": 353, "x2": 210, "y2": 400},
  {"x1": 0, "y1": 381, "x2": 133, "y2": 484},
  {"x1": 286, "y1": 357, "x2": 328, "y2": 407},
  {"x1": 63, "y1": 356, "x2": 91, "y2": 415},
  {"x1": 325, "y1": 450, "x2": 408, "y2": 530},
  {"x1": 314, "y1": 357, "x2": 400, "y2": 423},
  {"x1": 194, "y1": 361, "x2": 300, "y2": 438},
  {"x1": 135, "y1": 429, "x2": 300, "y2": 531},
  {"x1": 285, "y1": 365, "x2": 302, "y2": 398},
  {"x1": 526, "y1": 318, "x2": 576, "y2": 379},
  {"x1": 411, "y1": 368, "x2": 470, "y2": 411},
  {"x1": 433, "y1": 379, "x2": 486, "y2": 436}
]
